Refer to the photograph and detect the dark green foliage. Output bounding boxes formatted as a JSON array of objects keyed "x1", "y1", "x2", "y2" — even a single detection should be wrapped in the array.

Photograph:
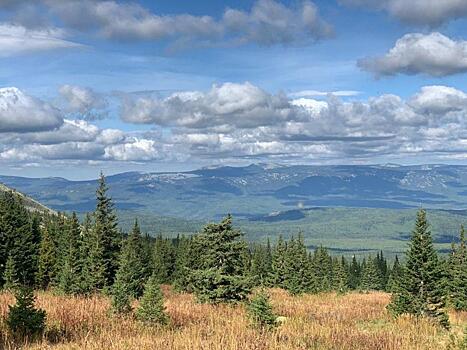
[
  {"x1": 360, "y1": 256, "x2": 382, "y2": 291},
  {"x1": 249, "y1": 242, "x2": 272, "y2": 286},
  {"x1": 3, "y1": 254, "x2": 18, "y2": 291},
  {"x1": 173, "y1": 236, "x2": 198, "y2": 292},
  {"x1": 6, "y1": 287, "x2": 46, "y2": 341},
  {"x1": 283, "y1": 234, "x2": 314, "y2": 295},
  {"x1": 136, "y1": 274, "x2": 168, "y2": 324},
  {"x1": 0, "y1": 191, "x2": 39, "y2": 287},
  {"x1": 347, "y1": 256, "x2": 361, "y2": 290},
  {"x1": 312, "y1": 246, "x2": 332, "y2": 292},
  {"x1": 81, "y1": 213, "x2": 106, "y2": 293},
  {"x1": 93, "y1": 173, "x2": 121, "y2": 288},
  {"x1": 332, "y1": 257, "x2": 349, "y2": 293},
  {"x1": 113, "y1": 220, "x2": 149, "y2": 299},
  {"x1": 36, "y1": 218, "x2": 57, "y2": 289},
  {"x1": 58, "y1": 213, "x2": 83, "y2": 294},
  {"x1": 447, "y1": 226, "x2": 467, "y2": 311},
  {"x1": 153, "y1": 235, "x2": 175, "y2": 284},
  {"x1": 111, "y1": 273, "x2": 132, "y2": 314},
  {"x1": 246, "y1": 289, "x2": 277, "y2": 330},
  {"x1": 386, "y1": 256, "x2": 403, "y2": 293},
  {"x1": 189, "y1": 215, "x2": 251, "y2": 303},
  {"x1": 270, "y1": 236, "x2": 287, "y2": 288},
  {"x1": 387, "y1": 209, "x2": 450, "y2": 329}
]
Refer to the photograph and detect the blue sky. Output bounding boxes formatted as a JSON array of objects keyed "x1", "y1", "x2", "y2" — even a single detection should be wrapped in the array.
[{"x1": 0, "y1": 0, "x2": 467, "y2": 179}]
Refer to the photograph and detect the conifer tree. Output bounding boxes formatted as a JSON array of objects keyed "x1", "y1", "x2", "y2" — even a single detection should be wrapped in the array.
[
  {"x1": 387, "y1": 209, "x2": 449, "y2": 329},
  {"x1": 283, "y1": 234, "x2": 314, "y2": 295},
  {"x1": 153, "y1": 235, "x2": 175, "y2": 284},
  {"x1": 447, "y1": 226, "x2": 467, "y2": 311},
  {"x1": 347, "y1": 255, "x2": 361, "y2": 290},
  {"x1": 81, "y1": 213, "x2": 106, "y2": 293},
  {"x1": 58, "y1": 213, "x2": 83, "y2": 294},
  {"x1": 386, "y1": 256, "x2": 403, "y2": 293},
  {"x1": 360, "y1": 255, "x2": 381, "y2": 291},
  {"x1": 3, "y1": 254, "x2": 18, "y2": 291},
  {"x1": 136, "y1": 274, "x2": 168, "y2": 324},
  {"x1": 312, "y1": 246, "x2": 332, "y2": 292},
  {"x1": 189, "y1": 215, "x2": 250, "y2": 303},
  {"x1": 94, "y1": 172, "x2": 121, "y2": 287},
  {"x1": 332, "y1": 256, "x2": 349, "y2": 293},
  {"x1": 250, "y1": 242, "x2": 272, "y2": 286},
  {"x1": 112, "y1": 219, "x2": 148, "y2": 299},
  {"x1": 270, "y1": 236, "x2": 288, "y2": 288},
  {"x1": 246, "y1": 289, "x2": 277, "y2": 330},
  {"x1": 36, "y1": 220, "x2": 57, "y2": 289}
]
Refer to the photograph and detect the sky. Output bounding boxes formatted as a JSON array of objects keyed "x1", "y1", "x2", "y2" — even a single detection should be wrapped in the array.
[{"x1": 0, "y1": 0, "x2": 467, "y2": 179}]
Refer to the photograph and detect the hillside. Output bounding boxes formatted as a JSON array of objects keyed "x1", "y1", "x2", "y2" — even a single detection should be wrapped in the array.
[{"x1": 0, "y1": 182, "x2": 54, "y2": 213}]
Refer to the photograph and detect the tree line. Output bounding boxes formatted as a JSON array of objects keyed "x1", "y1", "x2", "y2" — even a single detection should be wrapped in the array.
[{"x1": 0, "y1": 173, "x2": 465, "y2": 329}]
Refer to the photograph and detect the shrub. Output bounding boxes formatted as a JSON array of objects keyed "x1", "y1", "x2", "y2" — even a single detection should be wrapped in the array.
[
  {"x1": 135, "y1": 275, "x2": 168, "y2": 325},
  {"x1": 6, "y1": 287, "x2": 46, "y2": 341},
  {"x1": 246, "y1": 290, "x2": 277, "y2": 330}
]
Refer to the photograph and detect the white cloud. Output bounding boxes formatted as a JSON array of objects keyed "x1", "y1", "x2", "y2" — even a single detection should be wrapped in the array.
[
  {"x1": 104, "y1": 138, "x2": 160, "y2": 161},
  {"x1": 0, "y1": 87, "x2": 63, "y2": 132},
  {"x1": 121, "y1": 82, "x2": 302, "y2": 129},
  {"x1": 0, "y1": 23, "x2": 82, "y2": 57},
  {"x1": 48, "y1": 0, "x2": 332, "y2": 49},
  {"x1": 339, "y1": 0, "x2": 467, "y2": 26},
  {"x1": 359, "y1": 32, "x2": 467, "y2": 77},
  {"x1": 288, "y1": 90, "x2": 360, "y2": 98},
  {"x1": 59, "y1": 85, "x2": 108, "y2": 120}
]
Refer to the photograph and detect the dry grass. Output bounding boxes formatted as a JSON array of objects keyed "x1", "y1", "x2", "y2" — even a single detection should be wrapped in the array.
[{"x1": 0, "y1": 287, "x2": 465, "y2": 350}]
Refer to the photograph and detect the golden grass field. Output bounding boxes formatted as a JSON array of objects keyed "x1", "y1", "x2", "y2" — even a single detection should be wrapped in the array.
[{"x1": 0, "y1": 287, "x2": 466, "y2": 350}]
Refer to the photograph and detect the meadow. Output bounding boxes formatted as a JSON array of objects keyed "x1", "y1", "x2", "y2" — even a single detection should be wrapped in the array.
[{"x1": 1, "y1": 287, "x2": 466, "y2": 350}]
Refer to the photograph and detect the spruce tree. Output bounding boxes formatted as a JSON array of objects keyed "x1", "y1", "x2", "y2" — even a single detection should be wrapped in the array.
[
  {"x1": 387, "y1": 209, "x2": 449, "y2": 329},
  {"x1": 447, "y1": 226, "x2": 467, "y2": 311},
  {"x1": 246, "y1": 289, "x2": 277, "y2": 330},
  {"x1": 58, "y1": 213, "x2": 82, "y2": 294},
  {"x1": 360, "y1": 255, "x2": 381, "y2": 291},
  {"x1": 136, "y1": 274, "x2": 168, "y2": 324},
  {"x1": 94, "y1": 172, "x2": 121, "y2": 287},
  {"x1": 112, "y1": 219, "x2": 148, "y2": 299},
  {"x1": 283, "y1": 234, "x2": 314, "y2": 295},
  {"x1": 81, "y1": 213, "x2": 106, "y2": 293},
  {"x1": 3, "y1": 254, "x2": 18, "y2": 291},
  {"x1": 386, "y1": 256, "x2": 403, "y2": 293},
  {"x1": 153, "y1": 235, "x2": 175, "y2": 284},
  {"x1": 189, "y1": 215, "x2": 250, "y2": 303},
  {"x1": 250, "y1": 242, "x2": 272, "y2": 286},
  {"x1": 332, "y1": 256, "x2": 349, "y2": 293},
  {"x1": 312, "y1": 246, "x2": 332, "y2": 292},
  {"x1": 347, "y1": 255, "x2": 361, "y2": 290},
  {"x1": 36, "y1": 221, "x2": 57, "y2": 289},
  {"x1": 270, "y1": 236, "x2": 288, "y2": 288}
]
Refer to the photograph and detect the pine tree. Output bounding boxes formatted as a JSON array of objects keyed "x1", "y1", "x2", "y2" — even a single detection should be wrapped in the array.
[
  {"x1": 111, "y1": 272, "x2": 132, "y2": 314},
  {"x1": 360, "y1": 255, "x2": 381, "y2": 291},
  {"x1": 112, "y1": 219, "x2": 148, "y2": 299},
  {"x1": 250, "y1": 242, "x2": 272, "y2": 286},
  {"x1": 36, "y1": 220, "x2": 57, "y2": 289},
  {"x1": 447, "y1": 226, "x2": 467, "y2": 311},
  {"x1": 3, "y1": 254, "x2": 18, "y2": 291},
  {"x1": 81, "y1": 213, "x2": 106, "y2": 293},
  {"x1": 347, "y1": 255, "x2": 361, "y2": 290},
  {"x1": 283, "y1": 234, "x2": 314, "y2": 295},
  {"x1": 332, "y1": 256, "x2": 349, "y2": 293},
  {"x1": 94, "y1": 172, "x2": 121, "y2": 287},
  {"x1": 386, "y1": 256, "x2": 403, "y2": 293},
  {"x1": 387, "y1": 209, "x2": 449, "y2": 329},
  {"x1": 172, "y1": 236, "x2": 194, "y2": 292},
  {"x1": 6, "y1": 287, "x2": 46, "y2": 341},
  {"x1": 58, "y1": 213, "x2": 83, "y2": 294},
  {"x1": 153, "y1": 235, "x2": 175, "y2": 284},
  {"x1": 246, "y1": 289, "x2": 277, "y2": 330},
  {"x1": 135, "y1": 274, "x2": 168, "y2": 324},
  {"x1": 189, "y1": 215, "x2": 251, "y2": 303},
  {"x1": 312, "y1": 246, "x2": 332, "y2": 292},
  {"x1": 270, "y1": 236, "x2": 288, "y2": 288}
]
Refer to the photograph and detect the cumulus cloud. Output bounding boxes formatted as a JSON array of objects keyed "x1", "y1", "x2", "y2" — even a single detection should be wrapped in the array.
[
  {"x1": 59, "y1": 85, "x2": 108, "y2": 120},
  {"x1": 0, "y1": 87, "x2": 63, "y2": 132},
  {"x1": 45, "y1": 0, "x2": 332, "y2": 49},
  {"x1": 121, "y1": 82, "x2": 302, "y2": 129},
  {"x1": 359, "y1": 32, "x2": 467, "y2": 77},
  {"x1": 339, "y1": 0, "x2": 467, "y2": 26},
  {"x1": 0, "y1": 23, "x2": 82, "y2": 56}
]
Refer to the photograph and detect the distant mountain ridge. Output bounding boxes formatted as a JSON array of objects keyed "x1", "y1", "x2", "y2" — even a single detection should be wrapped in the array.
[
  {"x1": 0, "y1": 182, "x2": 54, "y2": 213},
  {"x1": 1, "y1": 163, "x2": 466, "y2": 220}
]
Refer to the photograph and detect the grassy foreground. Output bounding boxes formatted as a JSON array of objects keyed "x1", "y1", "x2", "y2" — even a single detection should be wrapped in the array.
[{"x1": 1, "y1": 287, "x2": 466, "y2": 350}]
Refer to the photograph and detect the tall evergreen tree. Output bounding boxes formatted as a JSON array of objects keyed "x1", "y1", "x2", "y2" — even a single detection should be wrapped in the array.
[
  {"x1": 386, "y1": 256, "x2": 403, "y2": 293},
  {"x1": 250, "y1": 242, "x2": 272, "y2": 286},
  {"x1": 332, "y1": 256, "x2": 349, "y2": 293},
  {"x1": 152, "y1": 235, "x2": 175, "y2": 284},
  {"x1": 81, "y1": 213, "x2": 106, "y2": 293},
  {"x1": 312, "y1": 246, "x2": 332, "y2": 292},
  {"x1": 112, "y1": 219, "x2": 148, "y2": 299},
  {"x1": 270, "y1": 236, "x2": 288, "y2": 288},
  {"x1": 58, "y1": 213, "x2": 83, "y2": 294},
  {"x1": 347, "y1": 255, "x2": 361, "y2": 290},
  {"x1": 189, "y1": 215, "x2": 250, "y2": 303},
  {"x1": 94, "y1": 172, "x2": 121, "y2": 287},
  {"x1": 387, "y1": 209, "x2": 449, "y2": 329},
  {"x1": 36, "y1": 219, "x2": 57, "y2": 289},
  {"x1": 447, "y1": 226, "x2": 467, "y2": 311},
  {"x1": 360, "y1": 255, "x2": 382, "y2": 291},
  {"x1": 283, "y1": 234, "x2": 314, "y2": 295}
]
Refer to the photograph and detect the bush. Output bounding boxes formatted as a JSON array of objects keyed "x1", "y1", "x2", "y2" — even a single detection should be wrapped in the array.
[
  {"x1": 246, "y1": 290, "x2": 277, "y2": 330},
  {"x1": 135, "y1": 275, "x2": 168, "y2": 325},
  {"x1": 6, "y1": 287, "x2": 46, "y2": 341}
]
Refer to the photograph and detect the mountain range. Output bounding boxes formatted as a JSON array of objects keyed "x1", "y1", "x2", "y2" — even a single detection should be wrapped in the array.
[{"x1": 1, "y1": 163, "x2": 467, "y2": 256}]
